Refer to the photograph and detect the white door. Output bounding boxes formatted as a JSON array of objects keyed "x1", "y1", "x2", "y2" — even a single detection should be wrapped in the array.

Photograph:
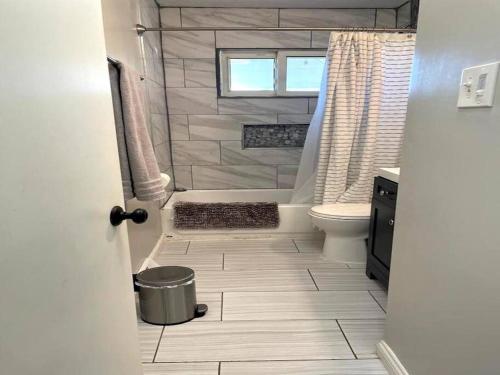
[{"x1": 0, "y1": 1, "x2": 142, "y2": 374}]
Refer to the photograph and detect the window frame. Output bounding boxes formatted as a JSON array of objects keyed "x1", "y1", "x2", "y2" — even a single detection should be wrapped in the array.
[
  {"x1": 219, "y1": 50, "x2": 277, "y2": 97},
  {"x1": 276, "y1": 50, "x2": 327, "y2": 97},
  {"x1": 218, "y1": 49, "x2": 326, "y2": 98}
]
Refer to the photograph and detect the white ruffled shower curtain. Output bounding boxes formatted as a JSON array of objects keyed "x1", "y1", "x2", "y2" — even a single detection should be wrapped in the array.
[{"x1": 291, "y1": 32, "x2": 416, "y2": 204}]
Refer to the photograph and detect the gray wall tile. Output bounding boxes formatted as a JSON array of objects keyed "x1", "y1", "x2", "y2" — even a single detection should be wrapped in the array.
[
  {"x1": 192, "y1": 165, "x2": 277, "y2": 189},
  {"x1": 143, "y1": 33, "x2": 163, "y2": 89},
  {"x1": 311, "y1": 31, "x2": 331, "y2": 48},
  {"x1": 164, "y1": 59, "x2": 184, "y2": 87},
  {"x1": 278, "y1": 114, "x2": 313, "y2": 124},
  {"x1": 154, "y1": 142, "x2": 172, "y2": 172},
  {"x1": 159, "y1": 6, "x2": 397, "y2": 190},
  {"x1": 148, "y1": 81, "x2": 167, "y2": 114},
  {"x1": 166, "y1": 88, "x2": 217, "y2": 114},
  {"x1": 144, "y1": 31, "x2": 162, "y2": 59},
  {"x1": 160, "y1": 8, "x2": 181, "y2": 27},
  {"x1": 172, "y1": 141, "x2": 220, "y2": 165},
  {"x1": 169, "y1": 115, "x2": 189, "y2": 140},
  {"x1": 308, "y1": 98, "x2": 318, "y2": 114},
  {"x1": 163, "y1": 31, "x2": 215, "y2": 58},
  {"x1": 279, "y1": 9, "x2": 376, "y2": 28},
  {"x1": 376, "y1": 9, "x2": 397, "y2": 28},
  {"x1": 181, "y1": 8, "x2": 279, "y2": 28},
  {"x1": 151, "y1": 114, "x2": 169, "y2": 146},
  {"x1": 278, "y1": 165, "x2": 299, "y2": 189},
  {"x1": 184, "y1": 59, "x2": 216, "y2": 88},
  {"x1": 218, "y1": 98, "x2": 309, "y2": 115},
  {"x1": 139, "y1": 0, "x2": 160, "y2": 28},
  {"x1": 216, "y1": 30, "x2": 310, "y2": 48},
  {"x1": 143, "y1": 35, "x2": 162, "y2": 64},
  {"x1": 221, "y1": 141, "x2": 303, "y2": 165},
  {"x1": 173, "y1": 166, "x2": 193, "y2": 189},
  {"x1": 189, "y1": 114, "x2": 277, "y2": 141},
  {"x1": 397, "y1": 3, "x2": 411, "y2": 27}
]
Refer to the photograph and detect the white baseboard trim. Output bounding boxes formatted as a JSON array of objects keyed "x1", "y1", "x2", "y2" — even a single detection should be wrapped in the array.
[
  {"x1": 377, "y1": 340, "x2": 410, "y2": 375},
  {"x1": 137, "y1": 235, "x2": 163, "y2": 273}
]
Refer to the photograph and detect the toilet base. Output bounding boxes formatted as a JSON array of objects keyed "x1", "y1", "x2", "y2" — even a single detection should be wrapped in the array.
[{"x1": 322, "y1": 234, "x2": 367, "y2": 266}]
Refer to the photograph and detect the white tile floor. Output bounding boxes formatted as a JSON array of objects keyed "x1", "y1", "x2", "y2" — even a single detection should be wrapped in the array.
[{"x1": 137, "y1": 236, "x2": 388, "y2": 374}]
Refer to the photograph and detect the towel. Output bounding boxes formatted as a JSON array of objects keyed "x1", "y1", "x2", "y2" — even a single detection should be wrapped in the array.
[{"x1": 108, "y1": 62, "x2": 166, "y2": 202}]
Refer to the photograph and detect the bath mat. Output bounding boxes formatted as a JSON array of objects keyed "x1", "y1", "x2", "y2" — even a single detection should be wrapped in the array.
[{"x1": 174, "y1": 201, "x2": 280, "y2": 230}]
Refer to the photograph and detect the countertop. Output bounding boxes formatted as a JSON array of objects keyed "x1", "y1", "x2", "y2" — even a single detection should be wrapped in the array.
[{"x1": 378, "y1": 168, "x2": 400, "y2": 183}]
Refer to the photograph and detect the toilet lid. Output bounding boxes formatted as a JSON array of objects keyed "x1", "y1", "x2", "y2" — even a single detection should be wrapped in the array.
[{"x1": 310, "y1": 203, "x2": 371, "y2": 220}]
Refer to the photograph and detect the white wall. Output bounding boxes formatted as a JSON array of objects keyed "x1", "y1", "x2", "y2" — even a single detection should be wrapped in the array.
[
  {"x1": 385, "y1": 1, "x2": 500, "y2": 374},
  {"x1": 101, "y1": 0, "x2": 143, "y2": 72}
]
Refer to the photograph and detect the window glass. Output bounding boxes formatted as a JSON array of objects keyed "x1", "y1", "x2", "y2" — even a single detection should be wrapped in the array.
[
  {"x1": 286, "y1": 56, "x2": 325, "y2": 92},
  {"x1": 229, "y1": 58, "x2": 275, "y2": 91}
]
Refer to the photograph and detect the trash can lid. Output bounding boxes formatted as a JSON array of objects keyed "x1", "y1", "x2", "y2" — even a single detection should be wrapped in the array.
[{"x1": 136, "y1": 266, "x2": 195, "y2": 287}]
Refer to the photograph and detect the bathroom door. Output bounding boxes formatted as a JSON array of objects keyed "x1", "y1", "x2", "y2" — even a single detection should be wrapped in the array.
[{"x1": 0, "y1": 1, "x2": 142, "y2": 375}]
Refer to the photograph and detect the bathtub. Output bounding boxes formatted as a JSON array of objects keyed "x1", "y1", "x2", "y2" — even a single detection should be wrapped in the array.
[{"x1": 161, "y1": 189, "x2": 319, "y2": 239}]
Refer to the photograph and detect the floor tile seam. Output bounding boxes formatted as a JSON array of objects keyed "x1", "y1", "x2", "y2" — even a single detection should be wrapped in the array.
[
  {"x1": 152, "y1": 326, "x2": 165, "y2": 363},
  {"x1": 151, "y1": 357, "x2": 379, "y2": 364},
  {"x1": 335, "y1": 319, "x2": 358, "y2": 360},
  {"x1": 367, "y1": 290, "x2": 387, "y2": 313},
  {"x1": 178, "y1": 318, "x2": 387, "y2": 324}
]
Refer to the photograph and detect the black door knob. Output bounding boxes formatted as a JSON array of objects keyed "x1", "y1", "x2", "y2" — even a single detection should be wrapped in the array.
[{"x1": 110, "y1": 206, "x2": 148, "y2": 226}]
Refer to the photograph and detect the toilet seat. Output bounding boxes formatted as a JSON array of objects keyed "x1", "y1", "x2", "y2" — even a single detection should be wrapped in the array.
[{"x1": 309, "y1": 203, "x2": 371, "y2": 220}]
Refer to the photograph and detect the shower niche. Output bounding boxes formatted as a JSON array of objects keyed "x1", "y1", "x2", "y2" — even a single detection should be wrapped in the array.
[{"x1": 242, "y1": 124, "x2": 309, "y2": 149}]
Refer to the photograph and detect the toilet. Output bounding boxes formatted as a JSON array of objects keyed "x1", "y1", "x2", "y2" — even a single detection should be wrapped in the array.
[{"x1": 309, "y1": 203, "x2": 372, "y2": 265}]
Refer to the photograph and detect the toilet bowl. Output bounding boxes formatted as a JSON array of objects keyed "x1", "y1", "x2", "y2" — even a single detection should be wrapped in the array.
[{"x1": 309, "y1": 203, "x2": 371, "y2": 266}]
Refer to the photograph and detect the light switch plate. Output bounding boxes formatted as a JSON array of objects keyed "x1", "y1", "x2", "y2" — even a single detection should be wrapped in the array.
[{"x1": 457, "y1": 62, "x2": 499, "y2": 108}]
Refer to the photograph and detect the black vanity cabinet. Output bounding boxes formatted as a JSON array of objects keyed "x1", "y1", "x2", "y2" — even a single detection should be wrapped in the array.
[{"x1": 366, "y1": 177, "x2": 398, "y2": 289}]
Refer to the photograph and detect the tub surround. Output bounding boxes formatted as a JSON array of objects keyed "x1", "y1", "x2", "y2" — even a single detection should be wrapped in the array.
[
  {"x1": 161, "y1": 189, "x2": 317, "y2": 238},
  {"x1": 159, "y1": 6, "x2": 401, "y2": 190}
]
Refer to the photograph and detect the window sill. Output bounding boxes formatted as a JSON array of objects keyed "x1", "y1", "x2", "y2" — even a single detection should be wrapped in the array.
[{"x1": 218, "y1": 95, "x2": 319, "y2": 99}]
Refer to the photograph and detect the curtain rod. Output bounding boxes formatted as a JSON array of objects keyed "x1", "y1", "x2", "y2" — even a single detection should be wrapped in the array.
[{"x1": 135, "y1": 24, "x2": 416, "y2": 35}]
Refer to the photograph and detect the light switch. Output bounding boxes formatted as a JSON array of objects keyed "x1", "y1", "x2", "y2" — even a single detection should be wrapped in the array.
[{"x1": 457, "y1": 62, "x2": 499, "y2": 108}]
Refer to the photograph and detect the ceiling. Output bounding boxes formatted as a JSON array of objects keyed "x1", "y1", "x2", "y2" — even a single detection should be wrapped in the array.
[{"x1": 156, "y1": 0, "x2": 408, "y2": 9}]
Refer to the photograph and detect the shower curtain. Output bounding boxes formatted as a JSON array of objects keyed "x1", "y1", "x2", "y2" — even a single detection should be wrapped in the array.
[{"x1": 291, "y1": 32, "x2": 416, "y2": 204}]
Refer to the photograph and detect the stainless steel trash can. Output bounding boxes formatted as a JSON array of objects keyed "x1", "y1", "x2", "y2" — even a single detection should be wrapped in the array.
[{"x1": 136, "y1": 266, "x2": 207, "y2": 325}]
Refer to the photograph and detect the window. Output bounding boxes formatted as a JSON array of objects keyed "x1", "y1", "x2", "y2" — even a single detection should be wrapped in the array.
[{"x1": 219, "y1": 50, "x2": 326, "y2": 97}]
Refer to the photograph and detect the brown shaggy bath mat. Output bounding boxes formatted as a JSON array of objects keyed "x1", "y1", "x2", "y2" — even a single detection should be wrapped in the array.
[{"x1": 173, "y1": 201, "x2": 280, "y2": 229}]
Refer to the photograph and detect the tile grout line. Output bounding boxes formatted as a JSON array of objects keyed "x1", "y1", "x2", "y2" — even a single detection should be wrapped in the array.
[
  {"x1": 152, "y1": 325, "x2": 165, "y2": 363},
  {"x1": 153, "y1": 358, "x2": 384, "y2": 364},
  {"x1": 368, "y1": 290, "x2": 386, "y2": 313},
  {"x1": 220, "y1": 292, "x2": 224, "y2": 321},
  {"x1": 335, "y1": 319, "x2": 358, "y2": 360},
  {"x1": 291, "y1": 239, "x2": 301, "y2": 253},
  {"x1": 222, "y1": 252, "x2": 225, "y2": 270},
  {"x1": 189, "y1": 318, "x2": 387, "y2": 323},
  {"x1": 307, "y1": 268, "x2": 320, "y2": 291}
]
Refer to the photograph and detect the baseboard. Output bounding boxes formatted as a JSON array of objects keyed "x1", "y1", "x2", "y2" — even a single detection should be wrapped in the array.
[{"x1": 377, "y1": 340, "x2": 410, "y2": 375}]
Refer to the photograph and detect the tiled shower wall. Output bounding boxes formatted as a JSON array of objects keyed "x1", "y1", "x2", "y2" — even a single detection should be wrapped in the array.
[
  {"x1": 139, "y1": 0, "x2": 174, "y2": 198},
  {"x1": 159, "y1": 6, "x2": 404, "y2": 190}
]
